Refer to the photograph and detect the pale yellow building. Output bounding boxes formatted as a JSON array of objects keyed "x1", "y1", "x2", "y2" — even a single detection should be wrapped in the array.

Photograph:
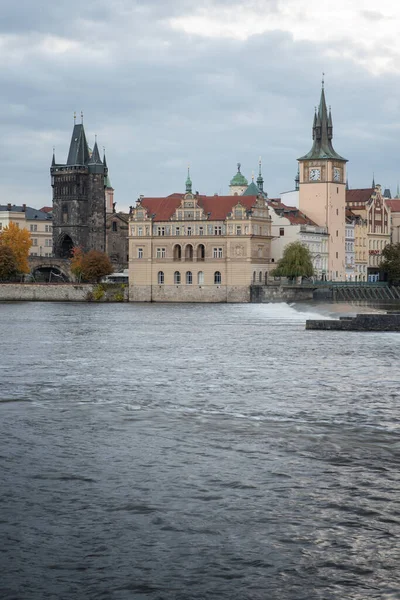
[
  {"x1": 0, "y1": 204, "x2": 53, "y2": 257},
  {"x1": 346, "y1": 185, "x2": 391, "y2": 281},
  {"x1": 128, "y1": 174, "x2": 272, "y2": 302},
  {"x1": 386, "y1": 199, "x2": 400, "y2": 244},
  {"x1": 298, "y1": 84, "x2": 347, "y2": 281}
]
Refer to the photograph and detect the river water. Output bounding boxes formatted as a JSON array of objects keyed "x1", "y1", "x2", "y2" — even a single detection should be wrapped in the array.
[{"x1": 1, "y1": 301, "x2": 400, "y2": 600}]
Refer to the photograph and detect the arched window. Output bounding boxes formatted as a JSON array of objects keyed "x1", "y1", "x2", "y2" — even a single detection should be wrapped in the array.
[
  {"x1": 185, "y1": 244, "x2": 193, "y2": 261},
  {"x1": 173, "y1": 244, "x2": 181, "y2": 261},
  {"x1": 174, "y1": 271, "x2": 181, "y2": 284},
  {"x1": 197, "y1": 244, "x2": 205, "y2": 261},
  {"x1": 198, "y1": 271, "x2": 204, "y2": 285},
  {"x1": 158, "y1": 271, "x2": 164, "y2": 284},
  {"x1": 264, "y1": 272, "x2": 268, "y2": 285},
  {"x1": 259, "y1": 271, "x2": 262, "y2": 283},
  {"x1": 214, "y1": 271, "x2": 221, "y2": 284},
  {"x1": 186, "y1": 271, "x2": 193, "y2": 284},
  {"x1": 253, "y1": 271, "x2": 256, "y2": 283}
]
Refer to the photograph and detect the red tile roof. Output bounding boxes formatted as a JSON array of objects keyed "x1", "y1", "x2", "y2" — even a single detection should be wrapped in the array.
[
  {"x1": 139, "y1": 194, "x2": 260, "y2": 222},
  {"x1": 39, "y1": 206, "x2": 53, "y2": 213},
  {"x1": 268, "y1": 199, "x2": 318, "y2": 226},
  {"x1": 386, "y1": 199, "x2": 400, "y2": 212},
  {"x1": 346, "y1": 189, "x2": 374, "y2": 204}
]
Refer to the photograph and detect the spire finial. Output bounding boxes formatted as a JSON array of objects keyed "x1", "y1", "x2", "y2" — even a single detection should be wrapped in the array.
[
  {"x1": 252, "y1": 170, "x2": 254, "y2": 182},
  {"x1": 73, "y1": 111, "x2": 76, "y2": 124},
  {"x1": 322, "y1": 72, "x2": 325, "y2": 89},
  {"x1": 81, "y1": 111, "x2": 84, "y2": 124},
  {"x1": 95, "y1": 134, "x2": 97, "y2": 142},
  {"x1": 237, "y1": 162, "x2": 241, "y2": 173},
  {"x1": 258, "y1": 156, "x2": 262, "y2": 176},
  {"x1": 185, "y1": 164, "x2": 192, "y2": 193},
  {"x1": 372, "y1": 172, "x2": 375, "y2": 188}
]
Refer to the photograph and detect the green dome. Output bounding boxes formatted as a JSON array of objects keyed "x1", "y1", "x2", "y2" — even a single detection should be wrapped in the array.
[{"x1": 230, "y1": 163, "x2": 248, "y2": 186}]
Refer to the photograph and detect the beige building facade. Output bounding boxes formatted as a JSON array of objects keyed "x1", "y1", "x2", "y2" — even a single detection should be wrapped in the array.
[
  {"x1": 0, "y1": 204, "x2": 53, "y2": 257},
  {"x1": 347, "y1": 186, "x2": 391, "y2": 280},
  {"x1": 298, "y1": 85, "x2": 347, "y2": 281},
  {"x1": 128, "y1": 178, "x2": 272, "y2": 302}
]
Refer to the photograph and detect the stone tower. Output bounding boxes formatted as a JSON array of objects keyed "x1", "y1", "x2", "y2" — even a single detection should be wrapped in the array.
[
  {"x1": 51, "y1": 119, "x2": 107, "y2": 258},
  {"x1": 298, "y1": 82, "x2": 347, "y2": 280}
]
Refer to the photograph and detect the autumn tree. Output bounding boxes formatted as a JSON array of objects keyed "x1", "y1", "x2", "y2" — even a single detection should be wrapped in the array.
[
  {"x1": 380, "y1": 243, "x2": 400, "y2": 285},
  {"x1": 272, "y1": 241, "x2": 314, "y2": 280},
  {"x1": 80, "y1": 250, "x2": 113, "y2": 282},
  {"x1": 70, "y1": 246, "x2": 84, "y2": 282},
  {"x1": 0, "y1": 222, "x2": 32, "y2": 274},
  {"x1": 0, "y1": 245, "x2": 19, "y2": 280}
]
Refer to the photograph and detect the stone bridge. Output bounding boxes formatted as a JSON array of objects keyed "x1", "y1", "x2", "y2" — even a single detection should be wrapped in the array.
[{"x1": 28, "y1": 257, "x2": 73, "y2": 282}]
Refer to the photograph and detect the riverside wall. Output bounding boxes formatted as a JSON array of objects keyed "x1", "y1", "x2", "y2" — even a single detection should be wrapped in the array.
[
  {"x1": 250, "y1": 285, "x2": 314, "y2": 303},
  {"x1": 0, "y1": 284, "x2": 129, "y2": 302}
]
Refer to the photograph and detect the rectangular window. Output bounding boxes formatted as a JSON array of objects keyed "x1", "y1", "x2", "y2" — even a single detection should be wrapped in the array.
[
  {"x1": 138, "y1": 248, "x2": 143, "y2": 259},
  {"x1": 279, "y1": 228, "x2": 284, "y2": 236},
  {"x1": 138, "y1": 227, "x2": 143, "y2": 236},
  {"x1": 199, "y1": 227, "x2": 204, "y2": 236},
  {"x1": 175, "y1": 227, "x2": 180, "y2": 235},
  {"x1": 112, "y1": 221, "x2": 117, "y2": 232},
  {"x1": 214, "y1": 226, "x2": 222, "y2": 236},
  {"x1": 33, "y1": 239, "x2": 38, "y2": 246},
  {"x1": 213, "y1": 248, "x2": 223, "y2": 258},
  {"x1": 236, "y1": 226, "x2": 242, "y2": 235},
  {"x1": 336, "y1": 230, "x2": 339, "y2": 237},
  {"x1": 187, "y1": 227, "x2": 192, "y2": 236},
  {"x1": 336, "y1": 252, "x2": 338, "y2": 259},
  {"x1": 157, "y1": 226, "x2": 166, "y2": 236},
  {"x1": 156, "y1": 247, "x2": 166, "y2": 258}
]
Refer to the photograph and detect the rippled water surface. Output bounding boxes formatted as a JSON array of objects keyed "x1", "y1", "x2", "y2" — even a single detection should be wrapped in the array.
[{"x1": 1, "y1": 301, "x2": 400, "y2": 600}]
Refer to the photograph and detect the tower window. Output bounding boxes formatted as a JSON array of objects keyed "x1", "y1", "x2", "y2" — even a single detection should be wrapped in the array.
[
  {"x1": 112, "y1": 221, "x2": 117, "y2": 232},
  {"x1": 279, "y1": 228, "x2": 284, "y2": 236}
]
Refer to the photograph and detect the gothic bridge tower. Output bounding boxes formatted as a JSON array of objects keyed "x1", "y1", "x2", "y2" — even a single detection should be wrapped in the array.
[
  {"x1": 51, "y1": 117, "x2": 107, "y2": 258},
  {"x1": 298, "y1": 81, "x2": 347, "y2": 280}
]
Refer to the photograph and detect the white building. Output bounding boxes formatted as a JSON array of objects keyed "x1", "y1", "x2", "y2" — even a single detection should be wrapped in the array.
[
  {"x1": 0, "y1": 204, "x2": 53, "y2": 257},
  {"x1": 269, "y1": 200, "x2": 328, "y2": 279},
  {"x1": 345, "y1": 218, "x2": 356, "y2": 281}
]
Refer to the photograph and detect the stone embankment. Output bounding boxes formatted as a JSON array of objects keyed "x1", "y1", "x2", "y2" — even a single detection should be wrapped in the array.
[
  {"x1": 306, "y1": 313, "x2": 400, "y2": 331},
  {"x1": 0, "y1": 283, "x2": 128, "y2": 302}
]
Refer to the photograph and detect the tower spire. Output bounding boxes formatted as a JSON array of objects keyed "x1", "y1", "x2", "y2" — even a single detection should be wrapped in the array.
[
  {"x1": 52, "y1": 146, "x2": 56, "y2": 166},
  {"x1": 372, "y1": 173, "x2": 375, "y2": 188},
  {"x1": 256, "y1": 156, "x2": 264, "y2": 193},
  {"x1": 298, "y1": 80, "x2": 346, "y2": 161},
  {"x1": 186, "y1": 165, "x2": 192, "y2": 193}
]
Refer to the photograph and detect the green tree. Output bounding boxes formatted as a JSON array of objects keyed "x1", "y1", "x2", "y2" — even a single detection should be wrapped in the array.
[
  {"x1": 272, "y1": 241, "x2": 314, "y2": 280},
  {"x1": 0, "y1": 222, "x2": 32, "y2": 274},
  {"x1": 0, "y1": 245, "x2": 19, "y2": 280},
  {"x1": 80, "y1": 250, "x2": 113, "y2": 283},
  {"x1": 380, "y1": 243, "x2": 400, "y2": 285}
]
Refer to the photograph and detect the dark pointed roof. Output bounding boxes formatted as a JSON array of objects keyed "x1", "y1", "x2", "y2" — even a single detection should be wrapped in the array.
[
  {"x1": 243, "y1": 181, "x2": 260, "y2": 196},
  {"x1": 89, "y1": 141, "x2": 102, "y2": 164},
  {"x1": 299, "y1": 86, "x2": 347, "y2": 161},
  {"x1": 67, "y1": 124, "x2": 90, "y2": 165}
]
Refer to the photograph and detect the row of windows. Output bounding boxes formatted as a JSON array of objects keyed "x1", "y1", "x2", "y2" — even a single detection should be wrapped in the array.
[
  {"x1": 30, "y1": 224, "x2": 52, "y2": 232},
  {"x1": 31, "y1": 239, "x2": 52, "y2": 247},
  {"x1": 157, "y1": 271, "x2": 222, "y2": 285},
  {"x1": 131, "y1": 224, "x2": 267, "y2": 237},
  {"x1": 370, "y1": 239, "x2": 388, "y2": 250},
  {"x1": 137, "y1": 246, "x2": 223, "y2": 259},
  {"x1": 30, "y1": 252, "x2": 53, "y2": 257}
]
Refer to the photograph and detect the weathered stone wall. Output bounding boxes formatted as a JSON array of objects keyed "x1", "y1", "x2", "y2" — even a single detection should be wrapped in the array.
[
  {"x1": 128, "y1": 284, "x2": 250, "y2": 302},
  {"x1": 306, "y1": 313, "x2": 400, "y2": 331},
  {"x1": 88, "y1": 173, "x2": 106, "y2": 253},
  {"x1": 250, "y1": 285, "x2": 314, "y2": 302},
  {"x1": 0, "y1": 284, "x2": 128, "y2": 302}
]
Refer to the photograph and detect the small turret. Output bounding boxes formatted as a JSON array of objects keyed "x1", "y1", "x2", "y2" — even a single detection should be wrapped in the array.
[{"x1": 295, "y1": 166, "x2": 300, "y2": 191}]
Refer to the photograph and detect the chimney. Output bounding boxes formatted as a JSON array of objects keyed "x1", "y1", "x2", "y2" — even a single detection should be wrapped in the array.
[
  {"x1": 22, "y1": 204, "x2": 26, "y2": 212},
  {"x1": 7, "y1": 203, "x2": 11, "y2": 211}
]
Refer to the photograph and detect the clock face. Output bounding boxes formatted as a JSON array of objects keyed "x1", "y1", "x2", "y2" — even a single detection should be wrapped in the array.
[
  {"x1": 333, "y1": 167, "x2": 341, "y2": 182},
  {"x1": 309, "y1": 168, "x2": 321, "y2": 181}
]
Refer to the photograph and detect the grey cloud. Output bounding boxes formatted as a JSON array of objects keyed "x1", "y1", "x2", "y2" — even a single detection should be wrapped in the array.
[
  {"x1": 1, "y1": 0, "x2": 400, "y2": 209},
  {"x1": 360, "y1": 10, "x2": 386, "y2": 21}
]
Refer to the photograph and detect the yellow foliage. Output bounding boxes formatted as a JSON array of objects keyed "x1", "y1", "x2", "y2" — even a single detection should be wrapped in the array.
[{"x1": 0, "y1": 222, "x2": 32, "y2": 274}]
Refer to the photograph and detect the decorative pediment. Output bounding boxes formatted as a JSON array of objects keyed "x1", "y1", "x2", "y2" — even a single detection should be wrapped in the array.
[
  {"x1": 172, "y1": 195, "x2": 207, "y2": 221},
  {"x1": 227, "y1": 202, "x2": 247, "y2": 220},
  {"x1": 130, "y1": 203, "x2": 152, "y2": 222}
]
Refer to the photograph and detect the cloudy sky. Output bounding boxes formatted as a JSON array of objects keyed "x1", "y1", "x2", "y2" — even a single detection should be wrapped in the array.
[{"x1": 2, "y1": 0, "x2": 400, "y2": 211}]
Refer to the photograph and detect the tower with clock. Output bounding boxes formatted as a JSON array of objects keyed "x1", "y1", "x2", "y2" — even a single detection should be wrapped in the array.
[{"x1": 298, "y1": 81, "x2": 347, "y2": 281}]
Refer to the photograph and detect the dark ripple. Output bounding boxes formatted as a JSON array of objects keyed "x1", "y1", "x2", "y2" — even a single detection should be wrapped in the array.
[{"x1": 1, "y1": 302, "x2": 400, "y2": 600}]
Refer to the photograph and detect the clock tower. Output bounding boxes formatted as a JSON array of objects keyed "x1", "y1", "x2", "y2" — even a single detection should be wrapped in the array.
[{"x1": 298, "y1": 82, "x2": 347, "y2": 280}]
